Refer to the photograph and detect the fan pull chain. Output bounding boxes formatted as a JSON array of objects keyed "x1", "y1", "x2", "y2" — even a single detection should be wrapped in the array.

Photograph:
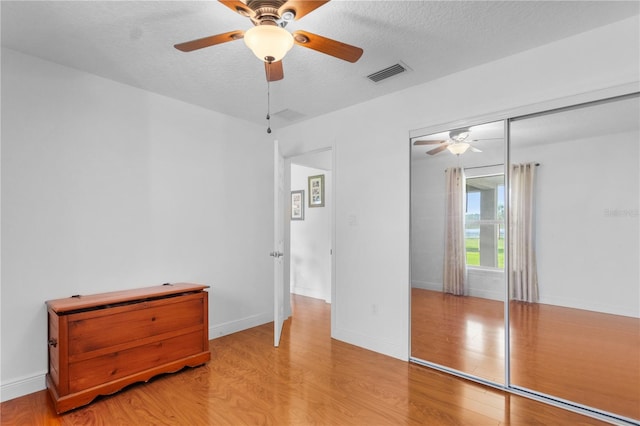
[{"x1": 266, "y1": 79, "x2": 272, "y2": 134}]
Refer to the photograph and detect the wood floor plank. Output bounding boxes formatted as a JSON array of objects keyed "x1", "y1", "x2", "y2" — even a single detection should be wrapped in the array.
[
  {"x1": 412, "y1": 288, "x2": 640, "y2": 421},
  {"x1": 1, "y1": 294, "x2": 614, "y2": 425}
]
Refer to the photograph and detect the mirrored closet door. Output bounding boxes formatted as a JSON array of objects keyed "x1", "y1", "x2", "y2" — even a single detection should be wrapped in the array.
[
  {"x1": 509, "y1": 94, "x2": 640, "y2": 421},
  {"x1": 411, "y1": 120, "x2": 506, "y2": 384},
  {"x1": 410, "y1": 93, "x2": 639, "y2": 424}
]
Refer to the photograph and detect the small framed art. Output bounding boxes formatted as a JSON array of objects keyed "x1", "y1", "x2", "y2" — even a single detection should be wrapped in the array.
[
  {"x1": 291, "y1": 190, "x2": 304, "y2": 220},
  {"x1": 308, "y1": 174, "x2": 325, "y2": 208}
]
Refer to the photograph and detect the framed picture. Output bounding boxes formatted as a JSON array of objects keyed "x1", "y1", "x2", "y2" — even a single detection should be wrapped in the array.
[
  {"x1": 308, "y1": 174, "x2": 325, "y2": 208},
  {"x1": 291, "y1": 190, "x2": 304, "y2": 220}
]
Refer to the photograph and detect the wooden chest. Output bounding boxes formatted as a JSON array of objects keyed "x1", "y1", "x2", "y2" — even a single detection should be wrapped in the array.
[{"x1": 45, "y1": 283, "x2": 210, "y2": 413}]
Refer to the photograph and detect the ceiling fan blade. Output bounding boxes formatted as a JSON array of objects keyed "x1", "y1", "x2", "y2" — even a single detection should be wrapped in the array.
[
  {"x1": 414, "y1": 139, "x2": 447, "y2": 146},
  {"x1": 174, "y1": 30, "x2": 244, "y2": 52},
  {"x1": 218, "y1": 0, "x2": 255, "y2": 18},
  {"x1": 280, "y1": 1, "x2": 330, "y2": 20},
  {"x1": 292, "y1": 30, "x2": 363, "y2": 63},
  {"x1": 265, "y1": 60, "x2": 284, "y2": 82},
  {"x1": 427, "y1": 145, "x2": 449, "y2": 155}
]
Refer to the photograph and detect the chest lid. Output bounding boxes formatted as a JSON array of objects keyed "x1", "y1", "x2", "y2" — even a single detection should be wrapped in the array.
[{"x1": 46, "y1": 283, "x2": 209, "y2": 314}]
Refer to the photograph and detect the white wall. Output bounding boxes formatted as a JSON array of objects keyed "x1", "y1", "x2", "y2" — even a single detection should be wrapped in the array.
[
  {"x1": 512, "y1": 129, "x2": 639, "y2": 317},
  {"x1": 410, "y1": 156, "x2": 446, "y2": 292},
  {"x1": 275, "y1": 16, "x2": 640, "y2": 360},
  {"x1": 290, "y1": 164, "x2": 332, "y2": 302},
  {"x1": 1, "y1": 49, "x2": 273, "y2": 400}
]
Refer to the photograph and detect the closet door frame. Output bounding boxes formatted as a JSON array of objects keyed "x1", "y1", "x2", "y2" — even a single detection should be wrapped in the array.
[{"x1": 408, "y1": 85, "x2": 639, "y2": 426}]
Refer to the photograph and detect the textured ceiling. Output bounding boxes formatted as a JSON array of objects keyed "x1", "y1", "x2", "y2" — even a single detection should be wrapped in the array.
[{"x1": 2, "y1": 1, "x2": 639, "y2": 129}]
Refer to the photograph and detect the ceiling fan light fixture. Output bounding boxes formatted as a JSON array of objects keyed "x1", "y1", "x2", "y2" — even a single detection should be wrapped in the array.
[
  {"x1": 449, "y1": 128, "x2": 470, "y2": 142},
  {"x1": 447, "y1": 142, "x2": 470, "y2": 155},
  {"x1": 244, "y1": 25, "x2": 294, "y2": 62}
]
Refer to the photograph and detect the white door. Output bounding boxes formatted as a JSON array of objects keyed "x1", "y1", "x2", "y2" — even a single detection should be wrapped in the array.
[{"x1": 271, "y1": 140, "x2": 285, "y2": 347}]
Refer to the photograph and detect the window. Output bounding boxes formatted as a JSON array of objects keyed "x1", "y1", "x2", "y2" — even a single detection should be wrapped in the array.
[{"x1": 465, "y1": 174, "x2": 504, "y2": 268}]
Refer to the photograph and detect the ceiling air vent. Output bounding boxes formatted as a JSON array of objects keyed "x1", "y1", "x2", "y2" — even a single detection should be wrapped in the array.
[
  {"x1": 273, "y1": 108, "x2": 306, "y2": 122},
  {"x1": 366, "y1": 62, "x2": 409, "y2": 83}
]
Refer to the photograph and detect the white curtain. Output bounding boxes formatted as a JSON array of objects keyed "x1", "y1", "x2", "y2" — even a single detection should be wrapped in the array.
[
  {"x1": 443, "y1": 167, "x2": 466, "y2": 296},
  {"x1": 510, "y1": 163, "x2": 539, "y2": 303}
]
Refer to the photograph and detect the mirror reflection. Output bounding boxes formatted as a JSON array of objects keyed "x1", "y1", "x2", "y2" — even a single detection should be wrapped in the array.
[
  {"x1": 411, "y1": 120, "x2": 506, "y2": 383},
  {"x1": 509, "y1": 95, "x2": 640, "y2": 420},
  {"x1": 411, "y1": 94, "x2": 639, "y2": 422}
]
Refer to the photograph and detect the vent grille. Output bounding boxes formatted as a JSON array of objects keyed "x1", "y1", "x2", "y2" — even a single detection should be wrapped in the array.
[
  {"x1": 367, "y1": 63, "x2": 408, "y2": 83},
  {"x1": 273, "y1": 108, "x2": 306, "y2": 122}
]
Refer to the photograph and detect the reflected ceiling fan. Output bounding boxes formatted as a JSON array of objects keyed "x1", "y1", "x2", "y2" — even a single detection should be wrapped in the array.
[
  {"x1": 414, "y1": 128, "x2": 485, "y2": 156},
  {"x1": 174, "y1": 0, "x2": 364, "y2": 82}
]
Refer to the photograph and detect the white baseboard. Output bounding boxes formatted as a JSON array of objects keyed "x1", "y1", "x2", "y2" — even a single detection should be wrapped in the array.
[
  {"x1": 1, "y1": 372, "x2": 47, "y2": 403},
  {"x1": 1, "y1": 314, "x2": 273, "y2": 403},
  {"x1": 291, "y1": 286, "x2": 330, "y2": 303},
  {"x1": 209, "y1": 312, "x2": 273, "y2": 339},
  {"x1": 413, "y1": 280, "x2": 503, "y2": 301},
  {"x1": 332, "y1": 326, "x2": 408, "y2": 361},
  {"x1": 468, "y1": 289, "x2": 503, "y2": 301},
  {"x1": 539, "y1": 297, "x2": 640, "y2": 319},
  {"x1": 411, "y1": 280, "x2": 441, "y2": 291}
]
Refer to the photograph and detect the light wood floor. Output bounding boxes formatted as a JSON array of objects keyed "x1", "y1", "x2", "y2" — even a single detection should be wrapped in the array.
[
  {"x1": 1, "y1": 295, "x2": 617, "y2": 425},
  {"x1": 412, "y1": 288, "x2": 640, "y2": 421}
]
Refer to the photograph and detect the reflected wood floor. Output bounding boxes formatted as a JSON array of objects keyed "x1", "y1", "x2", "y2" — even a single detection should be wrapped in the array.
[
  {"x1": 412, "y1": 288, "x2": 640, "y2": 421},
  {"x1": 412, "y1": 289, "x2": 506, "y2": 383},
  {"x1": 1, "y1": 295, "x2": 614, "y2": 425}
]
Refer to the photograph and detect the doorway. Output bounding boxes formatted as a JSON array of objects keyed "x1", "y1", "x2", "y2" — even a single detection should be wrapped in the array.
[{"x1": 283, "y1": 148, "x2": 333, "y2": 320}]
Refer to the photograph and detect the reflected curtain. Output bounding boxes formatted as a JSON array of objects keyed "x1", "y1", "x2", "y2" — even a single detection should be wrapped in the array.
[
  {"x1": 444, "y1": 167, "x2": 466, "y2": 295},
  {"x1": 510, "y1": 163, "x2": 539, "y2": 303}
]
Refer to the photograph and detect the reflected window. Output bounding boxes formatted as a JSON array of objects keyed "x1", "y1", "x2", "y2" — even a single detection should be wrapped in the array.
[{"x1": 465, "y1": 175, "x2": 504, "y2": 268}]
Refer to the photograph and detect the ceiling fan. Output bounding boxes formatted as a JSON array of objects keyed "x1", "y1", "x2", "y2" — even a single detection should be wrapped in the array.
[
  {"x1": 174, "y1": 0, "x2": 364, "y2": 82},
  {"x1": 413, "y1": 128, "x2": 485, "y2": 156}
]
